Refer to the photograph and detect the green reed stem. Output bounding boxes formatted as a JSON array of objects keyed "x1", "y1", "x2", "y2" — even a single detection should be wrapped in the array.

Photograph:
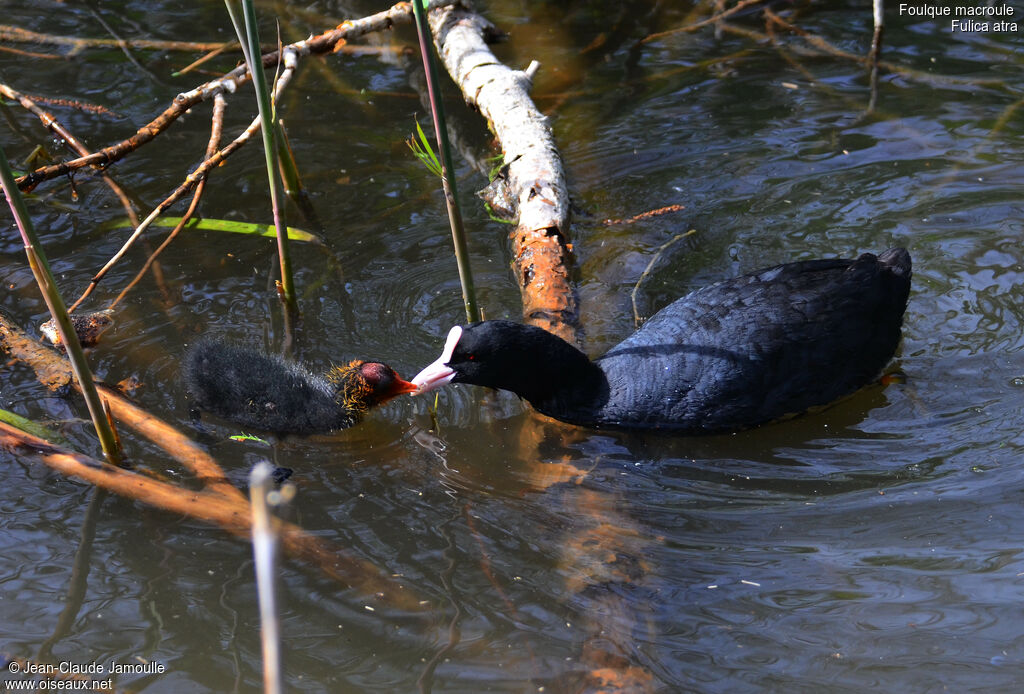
[
  {"x1": 411, "y1": 0, "x2": 480, "y2": 323},
  {"x1": 0, "y1": 145, "x2": 121, "y2": 464},
  {"x1": 275, "y1": 120, "x2": 303, "y2": 199},
  {"x1": 226, "y1": 0, "x2": 296, "y2": 310}
]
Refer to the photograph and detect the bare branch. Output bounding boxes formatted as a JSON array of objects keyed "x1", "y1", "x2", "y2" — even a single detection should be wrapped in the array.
[{"x1": 14, "y1": 0, "x2": 461, "y2": 191}]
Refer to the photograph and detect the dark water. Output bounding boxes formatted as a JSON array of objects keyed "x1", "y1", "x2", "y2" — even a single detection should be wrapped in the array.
[{"x1": 2, "y1": 0, "x2": 1023, "y2": 691}]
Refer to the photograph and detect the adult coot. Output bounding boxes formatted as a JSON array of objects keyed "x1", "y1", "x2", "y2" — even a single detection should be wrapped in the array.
[
  {"x1": 412, "y1": 248, "x2": 912, "y2": 432},
  {"x1": 184, "y1": 339, "x2": 417, "y2": 434}
]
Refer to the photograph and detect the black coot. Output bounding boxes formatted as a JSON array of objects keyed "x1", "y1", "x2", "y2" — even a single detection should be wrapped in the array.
[{"x1": 412, "y1": 248, "x2": 912, "y2": 432}]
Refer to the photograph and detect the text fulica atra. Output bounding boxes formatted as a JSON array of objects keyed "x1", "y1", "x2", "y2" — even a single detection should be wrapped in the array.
[
  {"x1": 184, "y1": 339, "x2": 416, "y2": 434},
  {"x1": 412, "y1": 248, "x2": 912, "y2": 432}
]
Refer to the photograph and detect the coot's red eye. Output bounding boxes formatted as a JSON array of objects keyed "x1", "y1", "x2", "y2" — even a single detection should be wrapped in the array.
[{"x1": 467, "y1": 354, "x2": 476, "y2": 361}]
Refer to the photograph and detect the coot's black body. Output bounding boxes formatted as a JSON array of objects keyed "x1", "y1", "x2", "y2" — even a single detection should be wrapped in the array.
[
  {"x1": 184, "y1": 339, "x2": 416, "y2": 435},
  {"x1": 412, "y1": 249, "x2": 912, "y2": 432}
]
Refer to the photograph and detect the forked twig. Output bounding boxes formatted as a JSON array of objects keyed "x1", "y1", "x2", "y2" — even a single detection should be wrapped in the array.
[
  {"x1": 631, "y1": 229, "x2": 697, "y2": 327},
  {"x1": 0, "y1": 81, "x2": 138, "y2": 226},
  {"x1": 641, "y1": 0, "x2": 766, "y2": 44},
  {"x1": 106, "y1": 93, "x2": 227, "y2": 310},
  {"x1": 13, "y1": 0, "x2": 461, "y2": 192}
]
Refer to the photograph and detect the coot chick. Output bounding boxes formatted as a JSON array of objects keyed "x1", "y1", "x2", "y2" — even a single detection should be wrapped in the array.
[
  {"x1": 184, "y1": 339, "x2": 417, "y2": 435},
  {"x1": 412, "y1": 248, "x2": 911, "y2": 432}
]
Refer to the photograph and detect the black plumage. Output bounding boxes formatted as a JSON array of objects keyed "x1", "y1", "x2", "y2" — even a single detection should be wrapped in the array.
[
  {"x1": 412, "y1": 248, "x2": 912, "y2": 432},
  {"x1": 183, "y1": 339, "x2": 416, "y2": 435}
]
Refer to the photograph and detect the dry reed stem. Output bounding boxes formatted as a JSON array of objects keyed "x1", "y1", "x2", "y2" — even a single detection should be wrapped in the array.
[{"x1": 0, "y1": 81, "x2": 138, "y2": 226}]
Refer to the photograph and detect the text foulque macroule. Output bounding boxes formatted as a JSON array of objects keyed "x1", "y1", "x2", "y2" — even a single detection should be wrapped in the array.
[{"x1": 898, "y1": 2, "x2": 1019, "y2": 31}]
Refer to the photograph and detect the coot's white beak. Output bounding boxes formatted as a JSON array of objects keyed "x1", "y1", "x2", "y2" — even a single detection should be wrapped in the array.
[{"x1": 411, "y1": 326, "x2": 462, "y2": 394}]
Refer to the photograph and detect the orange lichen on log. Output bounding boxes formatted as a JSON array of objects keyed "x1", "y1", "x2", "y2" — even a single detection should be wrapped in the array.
[{"x1": 512, "y1": 225, "x2": 578, "y2": 344}]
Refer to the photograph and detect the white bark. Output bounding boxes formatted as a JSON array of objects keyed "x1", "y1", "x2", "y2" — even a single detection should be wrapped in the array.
[
  {"x1": 428, "y1": 3, "x2": 579, "y2": 342},
  {"x1": 428, "y1": 6, "x2": 569, "y2": 234}
]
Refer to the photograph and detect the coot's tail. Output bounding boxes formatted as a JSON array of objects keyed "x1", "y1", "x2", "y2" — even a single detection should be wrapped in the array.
[{"x1": 878, "y1": 247, "x2": 912, "y2": 279}]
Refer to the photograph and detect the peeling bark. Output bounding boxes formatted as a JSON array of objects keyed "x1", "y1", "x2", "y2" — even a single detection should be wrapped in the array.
[{"x1": 428, "y1": 4, "x2": 580, "y2": 344}]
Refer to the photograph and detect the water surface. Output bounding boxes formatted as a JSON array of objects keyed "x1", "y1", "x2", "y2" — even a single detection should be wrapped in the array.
[{"x1": 2, "y1": 0, "x2": 1023, "y2": 691}]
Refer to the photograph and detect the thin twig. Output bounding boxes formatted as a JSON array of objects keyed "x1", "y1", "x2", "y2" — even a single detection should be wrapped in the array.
[
  {"x1": 85, "y1": 4, "x2": 164, "y2": 85},
  {"x1": 641, "y1": 0, "x2": 765, "y2": 44},
  {"x1": 0, "y1": 24, "x2": 248, "y2": 53},
  {"x1": 14, "y1": 0, "x2": 461, "y2": 192},
  {"x1": 631, "y1": 229, "x2": 697, "y2": 327},
  {"x1": 172, "y1": 41, "x2": 240, "y2": 77},
  {"x1": 71, "y1": 64, "x2": 295, "y2": 310},
  {"x1": 718, "y1": 14, "x2": 1007, "y2": 91},
  {"x1": 601, "y1": 204, "x2": 686, "y2": 227},
  {"x1": 763, "y1": 7, "x2": 865, "y2": 64},
  {"x1": 107, "y1": 93, "x2": 226, "y2": 310},
  {"x1": 4, "y1": 93, "x2": 118, "y2": 117},
  {"x1": 0, "y1": 44, "x2": 63, "y2": 60},
  {"x1": 0, "y1": 81, "x2": 138, "y2": 226}
]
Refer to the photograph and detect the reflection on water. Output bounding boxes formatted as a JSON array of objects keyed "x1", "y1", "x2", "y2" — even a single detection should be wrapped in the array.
[{"x1": 2, "y1": 0, "x2": 1024, "y2": 691}]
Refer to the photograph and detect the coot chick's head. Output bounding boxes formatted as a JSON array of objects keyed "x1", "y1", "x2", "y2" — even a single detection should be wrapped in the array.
[{"x1": 329, "y1": 360, "x2": 418, "y2": 412}]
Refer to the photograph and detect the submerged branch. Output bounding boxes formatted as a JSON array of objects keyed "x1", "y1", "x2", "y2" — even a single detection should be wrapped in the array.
[
  {"x1": 0, "y1": 25, "x2": 243, "y2": 54},
  {"x1": 640, "y1": 0, "x2": 765, "y2": 43},
  {"x1": 0, "y1": 313, "x2": 239, "y2": 499},
  {"x1": 724, "y1": 7, "x2": 1009, "y2": 91},
  {"x1": 0, "y1": 309, "x2": 427, "y2": 607},
  {"x1": 0, "y1": 421, "x2": 424, "y2": 608}
]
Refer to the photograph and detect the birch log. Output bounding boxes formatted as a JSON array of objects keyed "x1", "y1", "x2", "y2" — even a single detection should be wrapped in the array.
[{"x1": 427, "y1": 4, "x2": 579, "y2": 345}]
